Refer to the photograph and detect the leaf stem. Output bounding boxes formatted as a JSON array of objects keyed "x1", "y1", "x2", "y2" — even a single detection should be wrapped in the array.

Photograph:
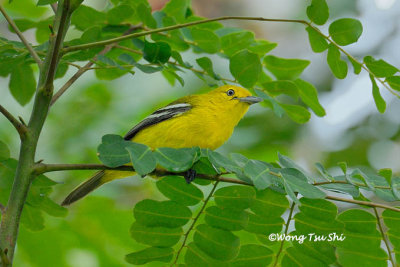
[
  {"x1": 0, "y1": 4, "x2": 42, "y2": 66},
  {"x1": 273, "y1": 199, "x2": 296, "y2": 267},
  {"x1": 326, "y1": 195, "x2": 400, "y2": 213},
  {"x1": 0, "y1": 105, "x2": 28, "y2": 139},
  {"x1": 172, "y1": 179, "x2": 220, "y2": 266},
  {"x1": 373, "y1": 207, "x2": 396, "y2": 266}
]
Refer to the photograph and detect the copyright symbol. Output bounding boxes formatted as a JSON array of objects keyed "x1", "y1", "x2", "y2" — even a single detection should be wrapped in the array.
[{"x1": 269, "y1": 233, "x2": 276, "y2": 241}]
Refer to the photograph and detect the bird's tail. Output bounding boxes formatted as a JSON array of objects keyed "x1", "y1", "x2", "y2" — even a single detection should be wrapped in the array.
[{"x1": 61, "y1": 170, "x2": 134, "y2": 206}]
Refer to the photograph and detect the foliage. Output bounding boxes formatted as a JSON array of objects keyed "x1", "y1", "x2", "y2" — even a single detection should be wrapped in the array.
[{"x1": 0, "y1": 0, "x2": 400, "y2": 266}]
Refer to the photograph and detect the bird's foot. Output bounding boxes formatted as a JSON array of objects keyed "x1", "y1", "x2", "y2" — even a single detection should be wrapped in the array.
[{"x1": 184, "y1": 169, "x2": 197, "y2": 184}]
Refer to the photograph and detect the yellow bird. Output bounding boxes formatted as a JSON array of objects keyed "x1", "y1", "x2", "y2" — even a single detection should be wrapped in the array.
[{"x1": 61, "y1": 85, "x2": 262, "y2": 205}]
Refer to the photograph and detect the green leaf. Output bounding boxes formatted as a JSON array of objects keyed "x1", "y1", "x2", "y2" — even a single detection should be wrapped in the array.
[
  {"x1": 125, "y1": 142, "x2": 156, "y2": 176},
  {"x1": 71, "y1": 5, "x2": 106, "y2": 31},
  {"x1": 382, "y1": 209, "x2": 400, "y2": 263},
  {"x1": 125, "y1": 247, "x2": 174, "y2": 265},
  {"x1": 262, "y1": 80, "x2": 298, "y2": 99},
  {"x1": 229, "y1": 49, "x2": 261, "y2": 88},
  {"x1": 97, "y1": 134, "x2": 131, "y2": 168},
  {"x1": 282, "y1": 246, "x2": 329, "y2": 267},
  {"x1": 245, "y1": 213, "x2": 284, "y2": 234},
  {"x1": 154, "y1": 147, "x2": 200, "y2": 172},
  {"x1": 156, "y1": 176, "x2": 204, "y2": 206},
  {"x1": 191, "y1": 28, "x2": 220, "y2": 53},
  {"x1": 163, "y1": 0, "x2": 189, "y2": 22},
  {"x1": 369, "y1": 74, "x2": 386, "y2": 113},
  {"x1": 251, "y1": 188, "x2": 289, "y2": 217},
  {"x1": 281, "y1": 173, "x2": 326, "y2": 199},
  {"x1": 231, "y1": 244, "x2": 273, "y2": 267},
  {"x1": 264, "y1": 55, "x2": 310, "y2": 80},
  {"x1": 37, "y1": 0, "x2": 57, "y2": 5},
  {"x1": 327, "y1": 44, "x2": 348, "y2": 79},
  {"x1": 184, "y1": 242, "x2": 229, "y2": 267},
  {"x1": 55, "y1": 62, "x2": 68, "y2": 79},
  {"x1": 328, "y1": 18, "x2": 363, "y2": 46},
  {"x1": 306, "y1": 0, "x2": 329, "y2": 25},
  {"x1": 107, "y1": 4, "x2": 133, "y2": 25},
  {"x1": 336, "y1": 209, "x2": 388, "y2": 267},
  {"x1": 136, "y1": 3, "x2": 157, "y2": 28},
  {"x1": 130, "y1": 222, "x2": 182, "y2": 247},
  {"x1": 386, "y1": 76, "x2": 400, "y2": 91},
  {"x1": 134, "y1": 200, "x2": 192, "y2": 228},
  {"x1": 0, "y1": 140, "x2": 10, "y2": 160},
  {"x1": 299, "y1": 198, "x2": 337, "y2": 221},
  {"x1": 378, "y1": 168, "x2": 392, "y2": 184},
  {"x1": 205, "y1": 206, "x2": 249, "y2": 231},
  {"x1": 39, "y1": 197, "x2": 68, "y2": 217},
  {"x1": 255, "y1": 89, "x2": 285, "y2": 117},
  {"x1": 196, "y1": 57, "x2": 219, "y2": 79},
  {"x1": 348, "y1": 56, "x2": 362, "y2": 74},
  {"x1": 143, "y1": 41, "x2": 171, "y2": 64},
  {"x1": 9, "y1": 63, "x2": 36, "y2": 106},
  {"x1": 20, "y1": 206, "x2": 44, "y2": 231},
  {"x1": 248, "y1": 40, "x2": 277, "y2": 55},
  {"x1": 119, "y1": 53, "x2": 163, "y2": 74},
  {"x1": 221, "y1": 31, "x2": 255, "y2": 56},
  {"x1": 243, "y1": 160, "x2": 274, "y2": 190},
  {"x1": 194, "y1": 224, "x2": 240, "y2": 261},
  {"x1": 392, "y1": 177, "x2": 400, "y2": 199},
  {"x1": 279, "y1": 103, "x2": 311, "y2": 124},
  {"x1": 214, "y1": 186, "x2": 255, "y2": 211},
  {"x1": 206, "y1": 150, "x2": 242, "y2": 174},
  {"x1": 364, "y1": 56, "x2": 398, "y2": 78},
  {"x1": 294, "y1": 78, "x2": 326, "y2": 116},
  {"x1": 306, "y1": 26, "x2": 329, "y2": 53}
]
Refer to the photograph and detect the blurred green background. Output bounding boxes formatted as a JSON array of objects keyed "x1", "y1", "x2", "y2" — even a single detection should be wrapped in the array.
[{"x1": 1, "y1": 0, "x2": 400, "y2": 266}]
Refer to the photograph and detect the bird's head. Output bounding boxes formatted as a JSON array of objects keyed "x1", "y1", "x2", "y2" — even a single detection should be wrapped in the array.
[{"x1": 208, "y1": 85, "x2": 263, "y2": 107}]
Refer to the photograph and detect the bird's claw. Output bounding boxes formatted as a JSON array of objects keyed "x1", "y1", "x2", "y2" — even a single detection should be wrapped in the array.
[{"x1": 184, "y1": 169, "x2": 197, "y2": 184}]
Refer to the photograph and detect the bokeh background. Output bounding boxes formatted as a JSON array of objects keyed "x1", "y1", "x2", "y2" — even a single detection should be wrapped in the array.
[{"x1": 1, "y1": 0, "x2": 400, "y2": 266}]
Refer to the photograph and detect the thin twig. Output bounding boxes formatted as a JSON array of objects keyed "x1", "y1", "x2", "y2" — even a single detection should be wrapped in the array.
[
  {"x1": 373, "y1": 207, "x2": 396, "y2": 266},
  {"x1": 172, "y1": 179, "x2": 220, "y2": 266},
  {"x1": 50, "y1": 25, "x2": 142, "y2": 106},
  {"x1": 273, "y1": 199, "x2": 296, "y2": 267},
  {"x1": 326, "y1": 196, "x2": 400, "y2": 213},
  {"x1": 0, "y1": 105, "x2": 28, "y2": 139},
  {"x1": 313, "y1": 180, "x2": 391, "y2": 190},
  {"x1": 0, "y1": 4, "x2": 42, "y2": 66},
  {"x1": 62, "y1": 16, "x2": 308, "y2": 53}
]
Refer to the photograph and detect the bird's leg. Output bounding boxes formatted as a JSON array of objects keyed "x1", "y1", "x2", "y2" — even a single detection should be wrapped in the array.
[{"x1": 184, "y1": 169, "x2": 197, "y2": 184}]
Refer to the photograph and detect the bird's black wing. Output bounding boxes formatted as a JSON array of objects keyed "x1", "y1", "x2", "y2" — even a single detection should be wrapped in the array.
[{"x1": 123, "y1": 103, "x2": 192, "y2": 140}]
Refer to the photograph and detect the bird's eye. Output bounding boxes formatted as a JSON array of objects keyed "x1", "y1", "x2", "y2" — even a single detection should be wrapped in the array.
[{"x1": 226, "y1": 89, "x2": 235, "y2": 96}]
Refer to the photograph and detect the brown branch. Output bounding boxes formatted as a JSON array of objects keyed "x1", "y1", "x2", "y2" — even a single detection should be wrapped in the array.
[
  {"x1": 0, "y1": 105, "x2": 28, "y2": 139},
  {"x1": 326, "y1": 196, "x2": 400, "y2": 213},
  {"x1": 0, "y1": 4, "x2": 42, "y2": 66}
]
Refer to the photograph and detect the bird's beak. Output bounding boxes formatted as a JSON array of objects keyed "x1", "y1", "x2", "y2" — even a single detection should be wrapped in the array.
[{"x1": 238, "y1": 96, "x2": 263, "y2": 104}]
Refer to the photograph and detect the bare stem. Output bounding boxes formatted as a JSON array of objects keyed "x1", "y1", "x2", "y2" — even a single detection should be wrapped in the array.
[
  {"x1": 326, "y1": 196, "x2": 400, "y2": 213},
  {"x1": 172, "y1": 179, "x2": 220, "y2": 266},
  {"x1": 0, "y1": 105, "x2": 28, "y2": 139},
  {"x1": 273, "y1": 199, "x2": 296, "y2": 267},
  {"x1": 0, "y1": 4, "x2": 42, "y2": 66},
  {"x1": 373, "y1": 207, "x2": 396, "y2": 266}
]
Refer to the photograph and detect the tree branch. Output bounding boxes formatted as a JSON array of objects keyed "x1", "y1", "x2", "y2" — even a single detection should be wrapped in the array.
[
  {"x1": 0, "y1": 4, "x2": 42, "y2": 66},
  {"x1": 173, "y1": 179, "x2": 220, "y2": 265},
  {"x1": 373, "y1": 207, "x2": 396, "y2": 266},
  {"x1": 0, "y1": 105, "x2": 28, "y2": 139},
  {"x1": 62, "y1": 16, "x2": 308, "y2": 53},
  {"x1": 273, "y1": 199, "x2": 296, "y2": 267},
  {"x1": 50, "y1": 25, "x2": 142, "y2": 106},
  {"x1": 35, "y1": 162, "x2": 400, "y2": 213},
  {"x1": 326, "y1": 196, "x2": 400, "y2": 213}
]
